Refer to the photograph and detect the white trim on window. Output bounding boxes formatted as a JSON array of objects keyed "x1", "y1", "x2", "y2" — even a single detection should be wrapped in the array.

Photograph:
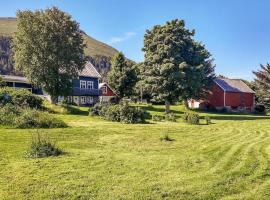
[
  {"x1": 81, "y1": 96, "x2": 86, "y2": 104},
  {"x1": 87, "y1": 96, "x2": 93, "y2": 103},
  {"x1": 87, "y1": 81, "x2": 94, "y2": 89},
  {"x1": 80, "y1": 80, "x2": 86, "y2": 89},
  {"x1": 102, "y1": 86, "x2": 107, "y2": 94}
]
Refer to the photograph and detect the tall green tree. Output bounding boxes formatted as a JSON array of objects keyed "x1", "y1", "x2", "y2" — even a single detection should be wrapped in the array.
[
  {"x1": 12, "y1": 7, "x2": 85, "y2": 103},
  {"x1": 108, "y1": 52, "x2": 137, "y2": 99},
  {"x1": 142, "y1": 19, "x2": 215, "y2": 112},
  {"x1": 253, "y1": 63, "x2": 270, "y2": 109}
]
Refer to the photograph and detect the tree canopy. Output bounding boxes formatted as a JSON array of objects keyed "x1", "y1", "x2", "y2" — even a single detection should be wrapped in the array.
[
  {"x1": 108, "y1": 52, "x2": 137, "y2": 99},
  {"x1": 253, "y1": 63, "x2": 270, "y2": 109},
  {"x1": 141, "y1": 19, "x2": 215, "y2": 112},
  {"x1": 12, "y1": 7, "x2": 85, "y2": 103}
]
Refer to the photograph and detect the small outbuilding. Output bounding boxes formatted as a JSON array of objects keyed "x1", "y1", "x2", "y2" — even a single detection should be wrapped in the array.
[
  {"x1": 188, "y1": 78, "x2": 255, "y2": 112},
  {"x1": 99, "y1": 82, "x2": 116, "y2": 102}
]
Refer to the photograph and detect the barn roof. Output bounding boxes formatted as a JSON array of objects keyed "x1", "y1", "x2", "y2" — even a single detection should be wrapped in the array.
[
  {"x1": 214, "y1": 78, "x2": 255, "y2": 93},
  {"x1": 79, "y1": 62, "x2": 101, "y2": 78}
]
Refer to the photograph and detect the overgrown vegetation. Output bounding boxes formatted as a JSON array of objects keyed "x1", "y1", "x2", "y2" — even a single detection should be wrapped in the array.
[
  {"x1": 26, "y1": 131, "x2": 63, "y2": 158},
  {"x1": 183, "y1": 112, "x2": 200, "y2": 125},
  {"x1": 0, "y1": 87, "x2": 43, "y2": 109},
  {"x1": 90, "y1": 102, "x2": 146, "y2": 123},
  {"x1": 0, "y1": 104, "x2": 67, "y2": 128}
]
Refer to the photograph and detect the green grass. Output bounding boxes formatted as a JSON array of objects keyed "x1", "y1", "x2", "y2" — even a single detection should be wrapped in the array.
[
  {"x1": 0, "y1": 17, "x2": 117, "y2": 58},
  {"x1": 1, "y1": 105, "x2": 270, "y2": 199}
]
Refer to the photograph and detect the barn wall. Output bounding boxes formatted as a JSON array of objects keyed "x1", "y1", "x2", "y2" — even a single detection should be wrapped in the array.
[
  {"x1": 225, "y1": 92, "x2": 254, "y2": 108},
  {"x1": 208, "y1": 83, "x2": 224, "y2": 107}
]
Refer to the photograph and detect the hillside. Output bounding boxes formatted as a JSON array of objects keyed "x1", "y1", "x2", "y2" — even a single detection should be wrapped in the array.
[
  {"x1": 0, "y1": 17, "x2": 117, "y2": 58},
  {"x1": 0, "y1": 17, "x2": 118, "y2": 80}
]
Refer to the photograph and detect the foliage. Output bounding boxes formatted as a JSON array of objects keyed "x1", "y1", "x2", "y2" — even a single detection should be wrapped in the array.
[
  {"x1": 0, "y1": 104, "x2": 67, "y2": 128},
  {"x1": 183, "y1": 112, "x2": 200, "y2": 125},
  {"x1": 165, "y1": 112, "x2": 176, "y2": 122},
  {"x1": 27, "y1": 131, "x2": 63, "y2": 158},
  {"x1": 253, "y1": 64, "x2": 270, "y2": 110},
  {"x1": 108, "y1": 52, "x2": 137, "y2": 99},
  {"x1": 254, "y1": 104, "x2": 266, "y2": 113},
  {"x1": 91, "y1": 102, "x2": 146, "y2": 124},
  {"x1": 205, "y1": 116, "x2": 211, "y2": 125},
  {"x1": 152, "y1": 114, "x2": 164, "y2": 122},
  {"x1": 0, "y1": 76, "x2": 6, "y2": 87},
  {"x1": 0, "y1": 87, "x2": 43, "y2": 109},
  {"x1": 141, "y1": 19, "x2": 215, "y2": 112},
  {"x1": 12, "y1": 7, "x2": 86, "y2": 103}
]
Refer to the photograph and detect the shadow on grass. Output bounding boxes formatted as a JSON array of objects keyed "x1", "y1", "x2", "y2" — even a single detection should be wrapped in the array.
[
  {"x1": 144, "y1": 106, "x2": 184, "y2": 115},
  {"x1": 210, "y1": 115, "x2": 270, "y2": 121},
  {"x1": 64, "y1": 105, "x2": 89, "y2": 116}
]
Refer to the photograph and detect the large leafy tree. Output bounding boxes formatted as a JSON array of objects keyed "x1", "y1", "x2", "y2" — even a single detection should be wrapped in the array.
[
  {"x1": 142, "y1": 19, "x2": 215, "y2": 112},
  {"x1": 12, "y1": 7, "x2": 85, "y2": 103},
  {"x1": 108, "y1": 52, "x2": 137, "y2": 99},
  {"x1": 253, "y1": 63, "x2": 270, "y2": 109}
]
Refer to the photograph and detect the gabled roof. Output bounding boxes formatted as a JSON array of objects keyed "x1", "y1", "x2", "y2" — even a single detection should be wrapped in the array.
[
  {"x1": 99, "y1": 82, "x2": 116, "y2": 94},
  {"x1": 1, "y1": 75, "x2": 29, "y2": 83},
  {"x1": 214, "y1": 78, "x2": 255, "y2": 94},
  {"x1": 79, "y1": 62, "x2": 101, "y2": 78}
]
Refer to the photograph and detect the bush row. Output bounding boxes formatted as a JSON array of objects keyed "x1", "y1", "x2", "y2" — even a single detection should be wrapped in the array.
[
  {"x1": 90, "y1": 102, "x2": 146, "y2": 124},
  {"x1": 0, "y1": 104, "x2": 67, "y2": 128},
  {"x1": 0, "y1": 88, "x2": 43, "y2": 109}
]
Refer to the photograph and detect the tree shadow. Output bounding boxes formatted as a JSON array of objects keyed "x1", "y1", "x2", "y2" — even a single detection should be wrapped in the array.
[
  {"x1": 145, "y1": 106, "x2": 184, "y2": 115},
  {"x1": 210, "y1": 115, "x2": 270, "y2": 121}
]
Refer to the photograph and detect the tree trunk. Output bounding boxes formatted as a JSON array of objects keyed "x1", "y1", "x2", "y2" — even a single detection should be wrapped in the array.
[
  {"x1": 51, "y1": 96, "x2": 58, "y2": 105},
  {"x1": 184, "y1": 100, "x2": 189, "y2": 109},
  {"x1": 165, "y1": 100, "x2": 170, "y2": 114}
]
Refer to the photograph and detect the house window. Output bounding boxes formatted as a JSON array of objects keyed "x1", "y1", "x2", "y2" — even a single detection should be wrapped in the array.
[
  {"x1": 87, "y1": 96, "x2": 93, "y2": 103},
  {"x1": 67, "y1": 96, "x2": 73, "y2": 103},
  {"x1": 102, "y1": 86, "x2": 107, "y2": 94},
  {"x1": 87, "y1": 81, "x2": 94, "y2": 89},
  {"x1": 73, "y1": 96, "x2": 79, "y2": 105},
  {"x1": 80, "y1": 80, "x2": 86, "y2": 89},
  {"x1": 81, "y1": 96, "x2": 86, "y2": 104}
]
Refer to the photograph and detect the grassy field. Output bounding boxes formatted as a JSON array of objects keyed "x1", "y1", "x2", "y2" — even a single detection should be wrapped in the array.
[{"x1": 1, "y1": 105, "x2": 270, "y2": 199}]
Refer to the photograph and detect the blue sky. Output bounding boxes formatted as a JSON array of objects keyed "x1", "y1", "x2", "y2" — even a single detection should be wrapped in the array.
[{"x1": 1, "y1": 0, "x2": 270, "y2": 80}]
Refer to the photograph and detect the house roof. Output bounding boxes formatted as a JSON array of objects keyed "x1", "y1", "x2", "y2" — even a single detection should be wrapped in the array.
[
  {"x1": 99, "y1": 82, "x2": 116, "y2": 94},
  {"x1": 0, "y1": 75, "x2": 29, "y2": 83},
  {"x1": 79, "y1": 62, "x2": 101, "y2": 78},
  {"x1": 214, "y1": 78, "x2": 255, "y2": 93}
]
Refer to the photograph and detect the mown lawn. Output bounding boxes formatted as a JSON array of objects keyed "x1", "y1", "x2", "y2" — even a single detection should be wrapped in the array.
[{"x1": 1, "y1": 105, "x2": 270, "y2": 199}]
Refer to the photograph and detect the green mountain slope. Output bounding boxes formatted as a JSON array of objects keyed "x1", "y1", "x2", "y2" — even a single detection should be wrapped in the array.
[{"x1": 0, "y1": 17, "x2": 118, "y2": 58}]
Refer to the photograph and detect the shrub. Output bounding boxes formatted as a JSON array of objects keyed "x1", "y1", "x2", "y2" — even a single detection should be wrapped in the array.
[
  {"x1": 183, "y1": 112, "x2": 200, "y2": 125},
  {"x1": 91, "y1": 102, "x2": 146, "y2": 124},
  {"x1": 152, "y1": 114, "x2": 164, "y2": 122},
  {"x1": 205, "y1": 116, "x2": 211, "y2": 125},
  {"x1": 27, "y1": 131, "x2": 63, "y2": 158},
  {"x1": 0, "y1": 105, "x2": 67, "y2": 128},
  {"x1": 0, "y1": 87, "x2": 43, "y2": 109},
  {"x1": 90, "y1": 102, "x2": 110, "y2": 116},
  {"x1": 165, "y1": 113, "x2": 176, "y2": 122},
  {"x1": 254, "y1": 104, "x2": 265, "y2": 113}
]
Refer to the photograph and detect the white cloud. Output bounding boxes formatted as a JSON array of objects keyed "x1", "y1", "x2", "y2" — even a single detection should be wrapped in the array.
[{"x1": 108, "y1": 32, "x2": 136, "y2": 44}]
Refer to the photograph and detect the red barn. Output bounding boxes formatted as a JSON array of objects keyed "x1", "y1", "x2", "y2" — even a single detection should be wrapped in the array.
[
  {"x1": 99, "y1": 82, "x2": 116, "y2": 102},
  {"x1": 189, "y1": 78, "x2": 255, "y2": 112}
]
